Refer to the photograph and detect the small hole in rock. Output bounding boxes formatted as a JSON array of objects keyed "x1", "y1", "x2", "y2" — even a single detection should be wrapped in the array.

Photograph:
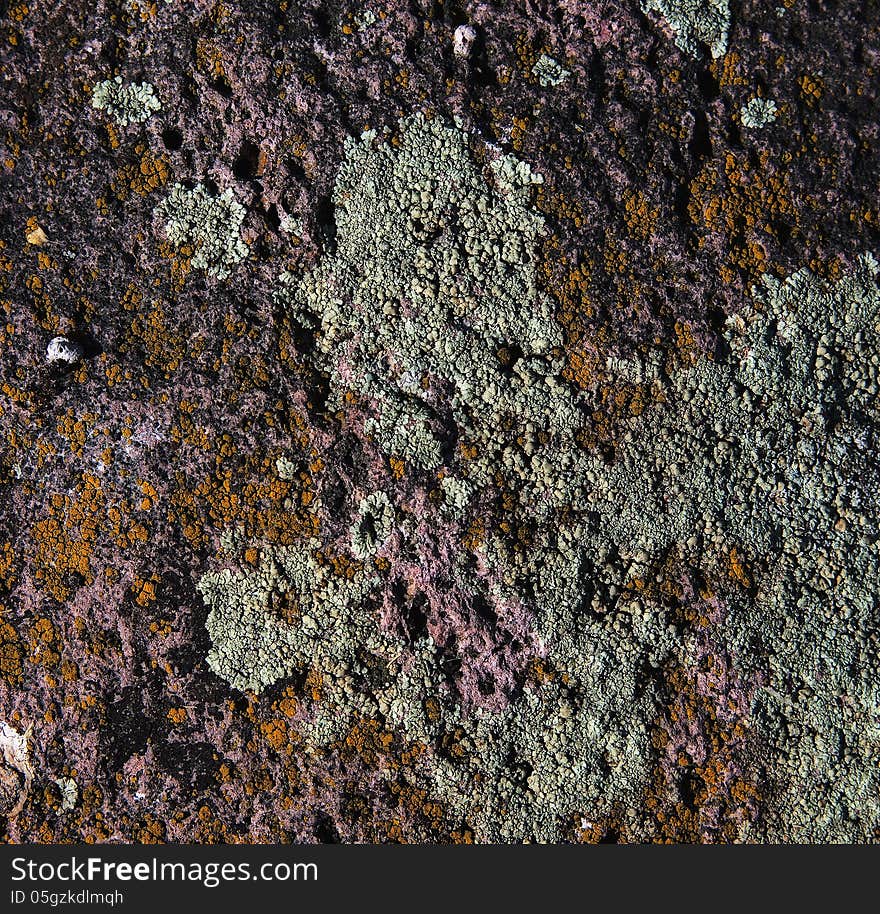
[
  {"x1": 210, "y1": 75, "x2": 233, "y2": 98},
  {"x1": 477, "y1": 676, "x2": 496, "y2": 696},
  {"x1": 161, "y1": 127, "x2": 183, "y2": 150},
  {"x1": 233, "y1": 140, "x2": 260, "y2": 181}
]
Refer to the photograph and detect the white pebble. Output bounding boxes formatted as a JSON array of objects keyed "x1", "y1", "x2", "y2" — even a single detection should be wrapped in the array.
[
  {"x1": 46, "y1": 336, "x2": 84, "y2": 365},
  {"x1": 453, "y1": 25, "x2": 477, "y2": 59}
]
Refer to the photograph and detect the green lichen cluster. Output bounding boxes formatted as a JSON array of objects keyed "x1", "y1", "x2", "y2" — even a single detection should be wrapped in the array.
[
  {"x1": 202, "y1": 111, "x2": 880, "y2": 841},
  {"x1": 728, "y1": 259, "x2": 880, "y2": 841},
  {"x1": 276, "y1": 113, "x2": 579, "y2": 478},
  {"x1": 432, "y1": 253, "x2": 880, "y2": 841},
  {"x1": 740, "y1": 97, "x2": 778, "y2": 129},
  {"x1": 197, "y1": 540, "x2": 377, "y2": 697},
  {"x1": 583, "y1": 254, "x2": 880, "y2": 840},
  {"x1": 197, "y1": 538, "x2": 476, "y2": 749},
  {"x1": 197, "y1": 527, "x2": 666, "y2": 840},
  {"x1": 531, "y1": 54, "x2": 570, "y2": 88},
  {"x1": 91, "y1": 77, "x2": 161, "y2": 126},
  {"x1": 201, "y1": 116, "x2": 676, "y2": 840},
  {"x1": 350, "y1": 491, "x2": 394, "y2": 560},
  {"x1": 641, "y1": 0, "x2": 731, "y2": 59},
  {"x1": 155, "y1": 183, "x2": 248, "y2": 279}
]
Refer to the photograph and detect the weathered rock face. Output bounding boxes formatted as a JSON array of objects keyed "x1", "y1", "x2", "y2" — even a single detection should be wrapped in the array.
[{"x1": 0, "y1": 0, "x2": 878, "y2": 844}]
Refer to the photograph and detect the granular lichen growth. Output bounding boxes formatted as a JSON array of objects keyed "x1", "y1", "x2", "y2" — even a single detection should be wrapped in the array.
[{"x1": 155, "y1": 183, "x2": 248, "y2": 279}]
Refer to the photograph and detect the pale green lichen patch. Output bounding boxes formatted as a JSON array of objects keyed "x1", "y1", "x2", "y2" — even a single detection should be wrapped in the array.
[
  {"x1": 586, "y1": 255, "x2": 880, "y2": 840},
  {"x1": 197, "y1": 541, "x2": 377, "y2": 696},
  {"x1": 431, "y1": 527, "x2": 677, "y2": 841},
  {"x1": 740, "y1": 97, "x2": 778, "y2": 128},
  {"x1": 725, "y1": 258, "x2": 880, "y2": 841},
  {"x1": 585, "y1": 255, "x2": 880, "y2": 564},
  {"x1": 197, "y1": 539, "x2": 492, "y2": 749},
  {"x1": 276, "y1": 113, "x2": 577, "y2": 475},
  {"x1": 197, "y1": 517, "x2": 668, "y2": 840},
  {"x1": 532, "y1": 54, "x2": 570, "y2": 88},
  {"x1": 91, "y1": 77, "x2": 161, "y2": 126},
  {"x1": 204, "y1": 111, "x2": 880, "y2": 841},
  {"x1": 275, "y1": 456, "x2": 298, "y2": 481},
  {"x1": 641, "y1": 0, "x2": 731, "y2": 59},
  {"x1": 439, "y1": 475, "x2": 473, "y2": 519},
  {"x1": 54, "y1": 777, "x2": 78, "y2": 813},
  {"x1": 350, "y1": 491, "x2": 394, "y2": 559},
  {"x1": 454, "y1": 254, "x2": 880, "y2": 840},
  {"x1": 155, "y1": 183, "x2": 248, "y2": 279}
]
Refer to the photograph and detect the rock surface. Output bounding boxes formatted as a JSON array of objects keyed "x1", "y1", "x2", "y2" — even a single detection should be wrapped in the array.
[{"x1": 0, "y1": 0, "x2": 878, "y2": 843}]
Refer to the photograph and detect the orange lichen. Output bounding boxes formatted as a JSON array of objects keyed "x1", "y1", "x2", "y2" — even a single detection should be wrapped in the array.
[
  {"x1": 130, "y1": 1, "x2": 160, "y2": 23},
  {"x1": 327, "y1": 715, "x2": 454, "y2": 840},
  {"x1": 7, "y1": 3, "x2": 28, "y2": 22},
  {"x1": 673, "y1": 320, "x2": 700, "y2": 367},
  {"x1": 510, "y1": 115, "x2": 528, "y2": 153},
  {"x1": 388, "y1": 456, "x2": 405, "y2": 479},
  {"x1": 513, "y1": 33, "x2": 539, "y2": 77},
  {"x1": 195, "y1": 38, "x2": 226, "y2": 79},
  {"x1": 133, "y1": 576, "x2": 158, "y2": 607},
  {"x1": 104, "y1": 124, "x2": 120, "y2": 150},
  {"x1": 149, "y1": 619, "x2": 172, "y2": 638},
  {"x1": 112, "y1": 146, "x2": 170, "y2": 200},
  {"x1": 0, "y1": 612, "x2": 24, "y2": 684},
  {"x1": 798, "y1": 73, "x2": 824, "y2": 104},
  {"x1": 712, "y1": 51, "x2": 748, "y2": 89},
  {"x1": 27, "y1": 616, "x2": 62, "y2": 671},
  {"x1": 275, "y1": 688, "x2": 298, "y2": 719},
  {"x1": 808, "y1": 254, "x2": 843, "y2": 282},
  {"x1": 304, "y1": 666, "x2": 323, "y2": 702},
  {"x1": 55, "y1": 409, "x2": 98, "y2": 458},
  {"x1": 169, "y1": 452, "x2": 318, "y2": 548},
  {"x1": 728, "y1": 547, "x2": 752, "y2": 589},
  {"x1": 135, "y1": 813, "x2": 166, "y2": 844},
  {"x1": 0, "y1": 540, "x2": 15, "y2": 589},
  {"x1": 568, "y1": 813, "x2": 625, "y2": 844},
  {"x1": 25, "y1": 216, "x2": 48, "y2": 246},
  {"x1": 689, "y1": 151, "x2": 797, "y2": 277},
  {"x1": 527, "y1": 658, "x2": 557, "y2": 686},
  {"x1": 259, "y1": 719, "x2": 290, "y2": 752},
  {"x1": 647, "y1": 660, "x2": 759, "y2": 843},
  {"x1": 623, "y1": 189, "x2": 658, "y2": 240},
  {"x1": 31, "y1": 475, "x2": 104, "y2": 601}
]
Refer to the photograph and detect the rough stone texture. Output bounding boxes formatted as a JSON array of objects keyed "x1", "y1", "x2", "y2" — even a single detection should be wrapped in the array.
[{"x1": 0, "y1": 0, "x2": 878, "y2": 844}]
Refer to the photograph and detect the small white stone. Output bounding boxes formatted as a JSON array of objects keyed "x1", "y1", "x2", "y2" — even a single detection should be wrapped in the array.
[
  {"x1": 453, "y1": 25, "x2": 477, "y2": 59},
  {"x1": 46, "y1": 336, "x2": 84, "y2": 364}
]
